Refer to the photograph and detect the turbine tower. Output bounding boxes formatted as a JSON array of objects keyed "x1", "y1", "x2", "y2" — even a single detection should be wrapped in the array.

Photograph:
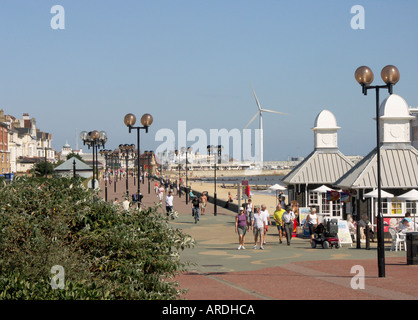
[{"x1": 244, "y1": 84, "x2": 288, "y2": 167}]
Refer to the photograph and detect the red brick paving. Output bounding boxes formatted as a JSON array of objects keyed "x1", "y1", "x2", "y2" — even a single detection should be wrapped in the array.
[{"x1": 98, "y1": 177, "x2": 418, "y2": 300}]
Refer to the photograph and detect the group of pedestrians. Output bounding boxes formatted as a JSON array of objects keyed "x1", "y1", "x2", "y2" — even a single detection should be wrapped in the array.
[{"x1": 235, "y1": 201, "x2": 297, "y2": 250}]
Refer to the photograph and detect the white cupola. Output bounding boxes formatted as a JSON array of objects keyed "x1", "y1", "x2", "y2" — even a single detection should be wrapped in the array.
[
  {"x1": 379, "y1": 94, "x2": 415, "y2": 145},
  {"x1": 312, "y1": 109, "x2": 340, "y2": 149}
]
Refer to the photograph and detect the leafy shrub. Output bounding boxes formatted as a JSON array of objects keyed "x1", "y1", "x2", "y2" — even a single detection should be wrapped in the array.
[{"x1": 0, "y1": 176, "x2": 194, "y2": 299}]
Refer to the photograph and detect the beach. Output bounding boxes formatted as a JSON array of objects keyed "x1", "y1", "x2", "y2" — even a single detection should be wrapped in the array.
[{"x1": 162, "y1": 169, "x2": 291, "y2": 212}]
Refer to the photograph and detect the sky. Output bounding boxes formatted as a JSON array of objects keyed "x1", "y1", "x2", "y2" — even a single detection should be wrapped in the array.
[{"x1": 1, "y1": 0, "x2": 418, "y2": 161}]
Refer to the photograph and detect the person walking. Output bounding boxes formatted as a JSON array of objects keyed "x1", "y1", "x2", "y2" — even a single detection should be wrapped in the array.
[
  {"x1": 191, "y1": 196, "x2": 200, "y2": 222},
  {"x1": 235, "y1": 207, "x2": 248, "y2": 250},
  {"x1": 246, "y1": 198, "x2": 254, "y2": 230},
  {"x1": 273, "y1": 203, "x2": 286, "y2": 244},
  {"x1": 260, "y1": 204, "x2": 271, "y2": 245},
  {"x1": 200, "y1": 192, "x2": 207, "y2": 215},
  {"x1": 251, "y1": 205, "x2": 266, "y2": 249},
  {"x1": 282, "y1": 205, "x2": 295, "y2": 246},
  {"x1": 303, "y1": 207, "x2": 319, "y2": 244},
  {"x1": 165, "y1": 191, "x2": 174, "y2": 219},
  {"x1": 158, "y1": 184, "x2": 165, "y2": 203}
]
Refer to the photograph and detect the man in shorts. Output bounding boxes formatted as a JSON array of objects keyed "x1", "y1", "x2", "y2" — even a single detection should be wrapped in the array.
[
  {"x1": 273, "y1": 203, "x2": 286, "y2": 244},
  {"x1": 200, "y1": 193, "x2": 207, "y2": 215},
  {"x1": 251, "y1": 206, "x2": 266, "y2": 250},
  {"x1": 260, "y1": 204, "x2": 271, "y2": 245}
]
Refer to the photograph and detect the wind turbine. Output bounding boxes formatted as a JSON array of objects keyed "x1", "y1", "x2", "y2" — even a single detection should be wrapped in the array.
[{"x1": 244, "y1": 84, "x2": 288, "y2": 167}]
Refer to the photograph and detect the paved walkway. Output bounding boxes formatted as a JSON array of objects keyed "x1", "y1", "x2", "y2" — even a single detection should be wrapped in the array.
[{"x1": 99, "y1": 177, "x2": 418, "y2": 300}]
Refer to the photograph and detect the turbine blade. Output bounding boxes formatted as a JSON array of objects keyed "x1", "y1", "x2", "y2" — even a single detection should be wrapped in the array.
[
  {"x1": 261, "y1": 108, "x2": 289, "y2": 115},
  {"x1": 250, "y1": 83, "x2": 262, "y2": 111},
  {"x1": 244, "y1": 111, "x2": 259, "y2": 129}
]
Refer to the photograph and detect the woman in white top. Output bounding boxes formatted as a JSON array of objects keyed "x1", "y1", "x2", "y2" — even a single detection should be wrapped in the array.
[
  {"x1": 303, "y1": 207, "x2": 318, "y2": 244},
  {"x1": 246, "y1": 199, "x2": 254, "y2": 229}
]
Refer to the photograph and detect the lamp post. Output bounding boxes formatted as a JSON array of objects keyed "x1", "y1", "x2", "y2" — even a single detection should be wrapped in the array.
[
  {"x1": 80, "y1": 130, "x2": 107, "y2": 189},
  {"x1": 144, "y1": 151, "x2": 152, "y2": 194},
  {"x1": 124, "y1": 113, "x2": 153, "y2": 208},
  {"x1": 99, "y1": 149, "x2": 112, "y2": 202},
  {"x1": 119, "y1": 144, "x2": 135, "y2": 197},
  {"x1": 207, "y1": 144, "x2": 223, "y2": 216},
  {"x1": 98, "y1": 149, "x2": 112, "y2": 202},
  {"x1": 185, "y1": 147, "x2": 192, "y2": 205},
  {"x1": 175, "y1": 149, "x2": 181, "y2": 198},
  {"x1": 355, "y1": 64, "x2": 400, "y2": 278}
]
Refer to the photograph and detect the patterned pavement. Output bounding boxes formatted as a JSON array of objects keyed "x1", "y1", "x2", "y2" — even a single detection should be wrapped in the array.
[{"x1": 98, "y1": 176, "x2": 418, "y2": 300}]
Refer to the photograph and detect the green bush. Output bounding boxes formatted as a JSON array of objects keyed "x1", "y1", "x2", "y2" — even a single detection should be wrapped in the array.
[{"x1": 0, "y1": 176, "x2": 195, "y2": 300}]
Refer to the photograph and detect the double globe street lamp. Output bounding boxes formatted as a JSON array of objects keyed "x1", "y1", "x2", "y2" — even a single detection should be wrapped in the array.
[
  {"x1": 119, "y1": 144, "x2": 136, "y2": 197},
  {"x1": 355, "y1": 64, "x2": 400, "y2": 278},
  {"x1": 124, "y1": 113, "x2": 153, "y2": 208},
  {"x1": 99, "y1": 149, "x2": 113, "y2": 202},
  {"x1": 80, "y1": 130, "x2": 107, "y2": 190},
  {"x1": 207, "y1": 144, "x2": 223, "y2": 216}
]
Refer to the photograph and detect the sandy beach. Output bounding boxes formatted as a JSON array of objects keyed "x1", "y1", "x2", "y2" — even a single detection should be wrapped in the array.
[{"x1": 162, "y1": 169, "x2": 291, "y2": 212}]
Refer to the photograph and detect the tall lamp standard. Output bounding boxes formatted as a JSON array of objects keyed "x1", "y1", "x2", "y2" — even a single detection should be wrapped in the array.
[
  {"x1": 185, "y1": 147, "x2": 192, "y2": 205},
  {"x1": 124, "y1": 113, "x2": 153, "y2": 208},
  {"x1": 355, "y1": 65, "x2": 400, "y2": 278},
  {"x1": 119, "y1": 144, "x2": 136, "y2": 197},
  {"x1": 144, "y1": 151, "x2": 152, "y2": 194},
  {"x1": 207, "y1": 145, "x2": 223, "y2": 216},
  {"x1": 175, "y1": 149, "x2": 181, "y2": 198},
  {"x1": 80, "y1": 130, "x2": 107, "y2": 189},
  {"x1": 111, "y1": 150, "x2": 120, "y2": 194},
  {"x1": 99, "y1": 149, "x2": 112, "y2": 202}
]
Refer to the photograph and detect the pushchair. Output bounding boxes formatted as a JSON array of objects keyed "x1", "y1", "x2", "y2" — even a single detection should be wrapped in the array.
[{"x1": 311, "y1": 218, "x2": 340, "y2": 249}]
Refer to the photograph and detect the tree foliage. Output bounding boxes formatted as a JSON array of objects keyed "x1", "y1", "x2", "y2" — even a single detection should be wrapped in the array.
[
  {"x1": 30, "y1": 161, "x2": 54, "y2": 176},
  {"x1": 0, "y1": 176, "x2": 194, "y2": 299},
  {"x1": 66, "y1": 152, "x2": 84, "y2": 162}
]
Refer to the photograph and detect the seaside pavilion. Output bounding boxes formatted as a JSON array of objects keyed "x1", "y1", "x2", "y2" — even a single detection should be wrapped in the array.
[
  {"x1": 54, "y1": 156, "x2": 93, "y2": 179},
  {"x1": 281, "y1": 109, "x2": 354, "y2": 219},
  {"x1": 334, "y1": 94, "x2": 418, "y2": 233}
]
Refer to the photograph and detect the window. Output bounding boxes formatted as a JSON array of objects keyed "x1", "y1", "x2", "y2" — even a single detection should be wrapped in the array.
[
  {"x1": 321, "y1": 195, "x2": 330, "y2": 214},
  {"x1": 331, "y1": 200, "x2": 342, "y2": 217},
  {"x1": 406, "y1": 201, "x2": 417, "y2": 215},
  {"x1": 391, "y1": 200, "x2": 402, "y2": 215},
  {"x1": 309, "y1": 192, "x2": 319, "y2": 205}
]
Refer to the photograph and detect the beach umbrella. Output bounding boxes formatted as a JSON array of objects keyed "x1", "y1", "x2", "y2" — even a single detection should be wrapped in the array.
[
  {"x1": 364, "y1": 189, "x2": 394, "y2": 227},
  {"x1": 268, "y1": 184, "x2": 287, "y2": 205},
  {"x1": 397, "y1": 189, "x2": 418, "y2": 201},
  {"x1": 397, "y1": 189, "x2": 418, "y2": 226},
  {"x1": 364, "y1": 189, "x2": 394, "y2": 199},
  {"x1": 312, "y1": 185, "x2": 333, "y2": 193},
  {"x1": 269, "y1": 184, "x2": 287, "y2": 191}
]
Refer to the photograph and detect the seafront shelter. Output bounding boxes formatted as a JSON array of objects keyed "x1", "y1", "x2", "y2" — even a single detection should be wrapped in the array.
[
  {"x1": 334, "y1": 94, "x2": 418, "y2": 232},
  {"x1": 54, "y1": 156, "x2": 93, "y2": 179},
  {"x1": 282, "y1": 110, "x2": 354, "y2": 220}
]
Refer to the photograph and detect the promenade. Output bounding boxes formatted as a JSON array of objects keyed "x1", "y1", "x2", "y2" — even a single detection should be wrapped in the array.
[{"x1": 99, "y1": 177, "x2": 418, "y2": 300}]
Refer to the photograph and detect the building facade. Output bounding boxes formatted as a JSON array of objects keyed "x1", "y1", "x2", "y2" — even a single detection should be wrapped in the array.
[
  {"x1": 0, "y1": 110, "x2": 55, "y2": 173},
  {"x1": 0, "y1": 122, "x2": 10, "y2": 175}
]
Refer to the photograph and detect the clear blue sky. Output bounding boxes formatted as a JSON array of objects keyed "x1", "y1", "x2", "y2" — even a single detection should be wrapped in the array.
[{"x1": 1, "y1": 1, "x2": 417, "y2": 160}]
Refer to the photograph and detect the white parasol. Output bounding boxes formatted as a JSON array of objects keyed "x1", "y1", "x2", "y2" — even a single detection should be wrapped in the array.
[{"x1": 268, "y1": 184, "x2": 287, "y2": 205}]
